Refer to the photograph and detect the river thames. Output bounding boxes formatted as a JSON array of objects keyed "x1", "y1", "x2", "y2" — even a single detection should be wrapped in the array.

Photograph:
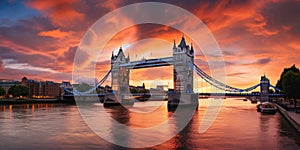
[{"x1": 0, "y1": 98, "x2": 299, "y2": 149}]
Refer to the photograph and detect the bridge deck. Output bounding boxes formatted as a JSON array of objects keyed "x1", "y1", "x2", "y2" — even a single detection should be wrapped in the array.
[{"x1": 119, "y1": 57, "x2": 174, "y2": 69}]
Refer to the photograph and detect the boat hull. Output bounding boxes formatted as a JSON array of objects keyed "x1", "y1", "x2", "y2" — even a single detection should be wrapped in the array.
[{"x1": 257, "y1": 102, "x2": 277, "y2": 114}]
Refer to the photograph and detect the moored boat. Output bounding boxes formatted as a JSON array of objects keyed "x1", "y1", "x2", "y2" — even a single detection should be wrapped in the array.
[
  {"x1": 250, "y1": 98, "x2": 258, "y2": 104},
  {"x1": 257, "y1": 102, "x2": 277, "y2": 114}
]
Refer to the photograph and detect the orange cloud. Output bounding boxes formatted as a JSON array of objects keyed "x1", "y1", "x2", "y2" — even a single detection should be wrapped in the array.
[
  {"x1": 25, "y1": 0, "x2": 85, "y2": 27},
  {"x1": 246, "y1": 14, "x2": 279, "y2": 37},
  {"x1": 98, "y1": 0, "x2": 124, "y2": 10},
  {"x1": 192, "y1": 0, "x2": 259, "y2": 32},
  {"x1": 38, "y1": 29, "x2": 71, "y2": 39},
  {"x1": 2, "y1": 0, "x2": 298, "y2": 90}
]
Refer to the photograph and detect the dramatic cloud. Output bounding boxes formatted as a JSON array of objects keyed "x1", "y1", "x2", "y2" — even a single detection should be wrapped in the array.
[
  {"x1": 3, "y1": 58, "x2": 59, "y2": 74},
  {"x1": 0, "y1": 0, "x2": 299, "y2": 88},
  {"x1": 25, "y1": 0, "x2": 85, "y2": 27},
  {"x1": 38, "y1": 29, "x2": 72, "y2": 39},
  {"x1": 245, "y1": 14, "x2": 279, "y2": 37},
  {"x1": 57, "y1": 46, "x2": 78, "y2": 65}
]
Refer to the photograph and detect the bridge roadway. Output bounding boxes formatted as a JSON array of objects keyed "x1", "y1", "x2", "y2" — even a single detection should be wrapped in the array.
[
  {"x1": 64, "y1": 92, "x2": 284, "y2": 98},
  {"x1": 119, "y1": 57, "x2": 174, "y2": 69}
]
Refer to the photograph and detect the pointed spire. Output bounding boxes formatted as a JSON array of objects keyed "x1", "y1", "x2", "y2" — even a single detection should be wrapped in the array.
[
  {"x1": 126, "y1": 53, "x2": 130, "y2": 63},
  {"x1": 117, "y1": 45, "x2": 124, "y2": 57},
  {"x1": 178, "y1": 34, "x2": 186, "y2": 48},
  {"x1": 191, "y1": 43, "x2": 193, "y2": 50},
  {"x1": 111, "y1": 51, "x2": 114, "y2": 59},
  {"x1": 173, "y1": 39, "x2": 176, "y2": 49}
]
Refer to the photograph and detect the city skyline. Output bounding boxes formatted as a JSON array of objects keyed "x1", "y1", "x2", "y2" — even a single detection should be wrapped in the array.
[{"x1": 1, "y1": 0, "x2": 300, "y2": 89}]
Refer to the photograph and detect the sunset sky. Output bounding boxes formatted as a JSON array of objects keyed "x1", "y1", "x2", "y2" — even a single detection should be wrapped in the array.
[{"x1": 1, "y1": 0, "x2": 300, "y2": 91}]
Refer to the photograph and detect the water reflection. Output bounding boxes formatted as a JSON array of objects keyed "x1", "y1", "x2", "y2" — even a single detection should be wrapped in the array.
[
  {"x1": 0, "y1": 103, "x2": 55, "y2": 112},
  {"x1": 106, "y1": 106, "x2": 130, "y2": 147},
  {"x1": 0, "y1": 99, "x2": 299, "y2": 149}
]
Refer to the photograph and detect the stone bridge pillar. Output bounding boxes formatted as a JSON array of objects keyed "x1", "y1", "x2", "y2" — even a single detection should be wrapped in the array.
[
  {"x1": 111, "y1": 47, "x2": 130, "y2": 95},
  {"x1": 260, "y1": 75, "x2": 270, "y2": 102},
  {"x1": 168, "y1": 36, "x2": 198, "y2": 110}
]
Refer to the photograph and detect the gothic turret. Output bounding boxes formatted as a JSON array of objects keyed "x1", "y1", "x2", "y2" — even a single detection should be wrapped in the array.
[
  {"x1": 126, "y1": 53, "x2": 130, "y2": 63},
  {"x1": 117, "y1": 46, "x2": 123, "y2": 55},
  {"x1": 173, "y1": 39, "x2": 176, "y2": 49},
  {"x1": 190, "y1": 43, "x2": 194, "y2": 56},
  {"x1": 178, "y1": 35, "x2": 187, "y2": 49},
  {"x1": 111, "y1": 51, "x2": 115, "y2": 59}
]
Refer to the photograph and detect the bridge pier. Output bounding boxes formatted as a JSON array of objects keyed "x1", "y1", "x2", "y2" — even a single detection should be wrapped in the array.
[
  {"x1": 260, "y1": 75, "x2": 270, "y2": 103},
  {"x1": 106, "y1": 47, "x2": 134, "y2": 106}
]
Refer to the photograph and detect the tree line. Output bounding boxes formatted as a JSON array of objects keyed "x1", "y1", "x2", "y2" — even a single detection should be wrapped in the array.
[
  {"x1": 276, "y1": 65, "x2": 300, "y2": 99},
  {"x1": 0, "y1": 85, "x2": 29, "y2": 98}
]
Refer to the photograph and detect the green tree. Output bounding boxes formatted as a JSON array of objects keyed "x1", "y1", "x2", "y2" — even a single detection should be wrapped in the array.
[
  {"x1": 8, "y1": 85, "x2": 29, "y2": 97},
  {"x1": 276, "y1": 65, "x2": 299, "y2": 91},
  {"x1": 282, "y1": 70, "x2": 300, "y2": 99},
  {"x1": 130, "y1": 88, "x2": 137, "y2": 94},
  {"x1": 0, "y1": 86, "x2": 6, "y2": 96},
  {"x1": 74, "y1": 82, "x2": 92, "y2": 92}
]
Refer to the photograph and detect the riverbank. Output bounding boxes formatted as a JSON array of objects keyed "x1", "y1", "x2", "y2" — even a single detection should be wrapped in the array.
[
  {"x1": 276, "y1": 103, "x2": 300, "y2": 132},
  {"x1": 0, "y1": 98, "x2": 75, "y2": 105}
]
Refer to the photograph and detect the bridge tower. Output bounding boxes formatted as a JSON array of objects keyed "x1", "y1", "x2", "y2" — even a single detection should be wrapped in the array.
[
  {"x1": 168, "y1": 36, "x2": 198, "y2": 109},
  {"x1": 111, "y1": 47, "x2": 130, "y2": 95},
  {"x1": 260, "y1": 75, "x2": 270, "y2": 102}
]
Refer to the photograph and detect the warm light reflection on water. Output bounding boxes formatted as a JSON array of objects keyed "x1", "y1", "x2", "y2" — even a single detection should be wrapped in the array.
[{"x1": 0, "y1": 98, "x2": 299, "y2": 149}]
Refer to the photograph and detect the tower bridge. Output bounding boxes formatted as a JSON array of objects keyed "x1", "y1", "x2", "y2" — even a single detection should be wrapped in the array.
[
  {"x1": 64, "y1": 36, "x2": 284, "y2": 108},
  {"x1": 109, "y1": 36, "x2": 197, "y2": 109}
]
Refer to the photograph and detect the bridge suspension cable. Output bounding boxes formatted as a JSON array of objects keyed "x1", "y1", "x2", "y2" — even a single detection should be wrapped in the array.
[
  {"x1": 67, "y1": 69, "x2": 111, "y2": 95},
  {"x1": 187, "y1": 62, "x2": 262, "y2": 92},
  {"x1": 269, "y1": 84, "x2": 283, "y2": 92}
]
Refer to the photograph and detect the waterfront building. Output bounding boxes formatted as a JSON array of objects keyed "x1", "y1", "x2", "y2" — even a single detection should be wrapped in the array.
[
  {"x1": 130, "y1": 83, "x2": 147, "y2": 93},
  {"x1": 150, "y1": 85, "x2": 167, "y2": 95},
  {"x1": 21, "y1": 77, "x2": 61, "y2": 99}
]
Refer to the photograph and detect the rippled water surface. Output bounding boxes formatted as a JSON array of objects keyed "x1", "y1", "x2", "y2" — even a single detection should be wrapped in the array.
[{"x1": 0, "y1": 98, "x2": 299, "y2": 149}]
